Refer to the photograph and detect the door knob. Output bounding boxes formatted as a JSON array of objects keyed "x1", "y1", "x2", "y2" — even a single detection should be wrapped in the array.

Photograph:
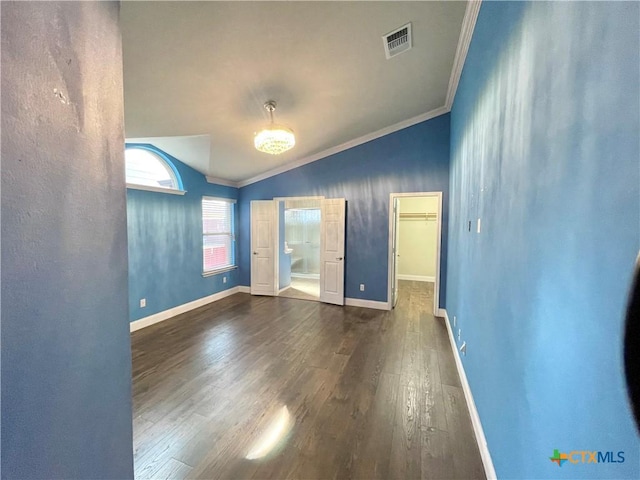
[
  {"x1": 336, "y1": 257, "x2": 343, "y2": 261},
  {"x1": 253, "y1": 251, "x2": 258, "y2": 255}
]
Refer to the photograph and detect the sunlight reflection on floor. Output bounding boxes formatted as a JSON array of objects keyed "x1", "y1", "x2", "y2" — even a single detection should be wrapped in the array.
[{"x1": 245, "y1": 406, "x2": 294, "y2": 461}]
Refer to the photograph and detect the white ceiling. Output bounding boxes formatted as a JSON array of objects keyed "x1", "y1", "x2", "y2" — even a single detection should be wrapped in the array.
[{"x1": 121, "y1": 1, "x2": 469, "y2": 185}]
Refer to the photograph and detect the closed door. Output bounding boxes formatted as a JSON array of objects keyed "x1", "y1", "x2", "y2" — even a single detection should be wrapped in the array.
[
  {"x1": 251, "y1": 200, "x2": 276, "y2": 296},
  {"x1": 319, "y1": 198, "x2": 346, "y2": 305}
]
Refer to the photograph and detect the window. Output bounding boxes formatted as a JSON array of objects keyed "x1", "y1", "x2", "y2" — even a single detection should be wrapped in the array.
[
  {"x1": 125, "y1": 146, "x2": 183, "y2": 192},
  {"x1": 202, "y1": 197, "x2": 236, "y2": 274}
]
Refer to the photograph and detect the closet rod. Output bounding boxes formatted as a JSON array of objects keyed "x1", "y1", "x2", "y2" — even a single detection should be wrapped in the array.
[{"x1": 399, "y1": 212, "x2": 438, "y2": 219}]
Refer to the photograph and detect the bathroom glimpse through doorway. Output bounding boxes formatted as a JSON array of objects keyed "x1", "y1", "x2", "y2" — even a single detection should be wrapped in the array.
[{"x1": 278, "y1": 198, "x2": 321, "y2": 302}]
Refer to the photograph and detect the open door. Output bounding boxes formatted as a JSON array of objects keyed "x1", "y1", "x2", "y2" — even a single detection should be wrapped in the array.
[
  {"x1": 391, "y1": 197, "x2": 400, "y2": 308},
  {"x1": 319, "y1": 198, "x2": 346, "y2": 305},
  {"x1": 250, "y1": 200, "x2": 276, "y2": 296},
  {"x1": 388, "y1": 192, "x2": 442, "y2": 315}
]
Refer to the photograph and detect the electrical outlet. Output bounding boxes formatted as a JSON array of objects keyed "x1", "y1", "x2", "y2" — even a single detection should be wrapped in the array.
[
  {"x1": 140, "y1": 298, "x2": 146, "y2": 308},
  {"x1": 460, "y1": 341, "x2": 467, "y2": 356},
  {"x1": 458, "y1": 328, "x2": 461, "y2": 341},
  {"x1": 223, "y1": 277, "x2": 227, "y2": 284},
  {"x1": 360, "y1": 284, "x2": 365, "y2": 292},
  {"x1": 453, "y1": 316, "x2": 457, "y2": 327}
]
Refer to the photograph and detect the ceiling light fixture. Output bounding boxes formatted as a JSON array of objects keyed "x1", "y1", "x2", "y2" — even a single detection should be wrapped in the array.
[{"x1": 254, "y1": 101, "x2": 295, "y2": 155}]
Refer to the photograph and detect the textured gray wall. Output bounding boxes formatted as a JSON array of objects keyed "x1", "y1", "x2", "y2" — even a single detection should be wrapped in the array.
[{"x1": 1, "y1": 2, "x2": 133, "y2": 477}]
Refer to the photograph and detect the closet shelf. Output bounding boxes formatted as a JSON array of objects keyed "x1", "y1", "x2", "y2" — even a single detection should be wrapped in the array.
[{"x1": 399, "y1": 212, "x2": 438, "y2": 220}]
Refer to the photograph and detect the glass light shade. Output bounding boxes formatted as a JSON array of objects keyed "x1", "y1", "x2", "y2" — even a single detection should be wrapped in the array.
[{"x1": 254, "y1": 125, "x2": 295, "y2": 155}]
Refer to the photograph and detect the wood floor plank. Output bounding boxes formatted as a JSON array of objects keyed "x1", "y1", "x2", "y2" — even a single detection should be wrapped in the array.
[
  {"x1": 146, "y1": 458, "x2": 193, "y2": 480},
  {"x1": 420, "y1": 347, "x2": 448, "y2": 432},
  {"x1": 350, "y1": 372, "x2": 399, "y2": 480},
  {"x1": 421, "y1": 428, "x2": 455, "y2": 480},
  {"x1": 442, "y1": 384, "x2": 486, "y2": 479},
  {"x1": 131, "y1": 280, "x2": 484, "y2": 480},
  {"x1": 401, "y1": 331, "x2": 422, "y2": 386},
  {"x1": 438, "y1": 345, "x2": 463, "y2": 388},
  {"x1": 389, "y1": 379, "x2": 422, "y2": 480}
]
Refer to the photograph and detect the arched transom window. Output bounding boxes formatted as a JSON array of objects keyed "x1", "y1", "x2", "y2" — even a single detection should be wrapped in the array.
[{"x1": 125, "y1": 147, "x2": 182, "y2": 192}]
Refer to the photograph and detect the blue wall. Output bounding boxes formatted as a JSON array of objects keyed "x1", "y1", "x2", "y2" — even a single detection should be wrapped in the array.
[
  {"x1": 1, "y1": 2, "x2": 134, "y2": 477},
  {"x1": 127, "y1": 145, "x2": 239, "y2": 322},
  {"x1": 239, "y1": 115, "x2": 451, "y2": 304},
  {"x1": 447, "y1": 2, "x2": 639, "y2": 478}
]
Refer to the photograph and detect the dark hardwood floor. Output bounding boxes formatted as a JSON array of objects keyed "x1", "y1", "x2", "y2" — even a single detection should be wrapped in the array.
[{"x1": 131, "y1": 281, "x2": 486, "y2": 479}]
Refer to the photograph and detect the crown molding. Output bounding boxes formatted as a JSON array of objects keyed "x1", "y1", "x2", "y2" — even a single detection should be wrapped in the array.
[
  {"x1": 208, "y1": 2, "x2": 480, "y2": 190},
  {"x1": 205, "y1": 176, "x2": 240, "y2": 188},
  {"x1": 445, "y1": 0, "x2": 482, "y2": 110},
  {"x1": 237, "y1": 105, "x2": 449, "y2": 188}
]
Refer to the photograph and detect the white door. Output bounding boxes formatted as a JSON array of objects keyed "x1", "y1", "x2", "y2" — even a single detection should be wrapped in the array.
[
  {"x1": 391, "y1": 197, "x2": 400, "y2": 308},
  {"x1": 251, "y1": 200, "x2": 276, "y2": 296},
  {"x1": 319, "y1": 198, "x2": 346, "y2": 305}
]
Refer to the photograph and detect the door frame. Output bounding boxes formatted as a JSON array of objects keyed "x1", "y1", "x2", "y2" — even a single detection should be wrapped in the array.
[
  {"x1": 387, "y1": 192, "x2": 443, "y2": 315},
  {"x1": 273, "y1": 196, "x2": 324, "y2": 297}
]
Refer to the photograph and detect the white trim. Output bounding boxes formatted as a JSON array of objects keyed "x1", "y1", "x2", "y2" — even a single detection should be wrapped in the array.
[
  {"x1": 130, "y1": 286, "x2": 240, "y2": 332},
  {"x1": 202, "y1": 195, "x2": 237, "y2": 204},
  {"x1": 237, "y1": 106, "x2": 449, "y2": 187},
  {"x1": 273, "y1": 196, "x2": 325, "y2": 202},
  {"x1": 344, "y1": 297, "x2": 391, "y2": 311},
  {"x1": 388, "y1": 192, "x2": 443, "y2": 316},
  {"x1": 442, "y1": 309, "x2": 497, "y2": 480},
  {"x1": 278, "y1": 286, "x2": 290, "y2": 294},
  {"x1": 274, "y1": 200, "x2": 280, "y2": 297},
  {"x1": 205, "y1": 176, "x2": 240, "y2": 188},
  {"x1": 445, "y1": 0, "x2": 482, "y2": 109},
  {"x1": 436, "y1": 308, "x2": 446, "y2": 318},
  {"x1": 397, "y1": 274, "x2": 435, "y2": 282},
  {"x1": 202, "y1": 265, "x2": 237, "y2": 277},
  {"x1": 238, "y1": 286, "x2": 251, "y2": 293},
  {"x1": 126, "y1": 184, "x2": 186, "y2": 195}
]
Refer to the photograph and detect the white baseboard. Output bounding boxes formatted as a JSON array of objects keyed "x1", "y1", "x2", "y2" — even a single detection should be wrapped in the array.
[
  {"x1": 442, "y1": 310, "x2": 497, "y2": 479},
  {"x1": 436, "y1": 308, "x2": 446, "y2": 318},
  {"x1": 130, "y1": 286, "x2": 240, "y2": 332},
  {"x1": 238, "y1": 286, "x2": 251, "y2": 293},
  {"x1": 278, "y1": 286, "x2": 289, "y2": 294},
  {"x1": 344, "y1": 297, "x2": 391, "y2": 310},
  {"x1": 397, "y1": 274, "x2": 435, "y2": 282}
]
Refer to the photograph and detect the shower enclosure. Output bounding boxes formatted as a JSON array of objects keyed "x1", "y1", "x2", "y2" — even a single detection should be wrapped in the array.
[{"x1": 284, "y1": 208, "x2": 321, "y2": 276}]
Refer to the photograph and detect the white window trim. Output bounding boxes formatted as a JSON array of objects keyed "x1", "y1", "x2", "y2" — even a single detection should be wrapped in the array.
[
  {"x1": 202, "y1": 265, "x2": 238, "y2": 278},
  {"x1": 202, "y1": 196, "x2": 237, "y2": 275},
  {"x1": 126, "y1": 183, "x2": 186, "y2": 195},
  {"x1": 204, "y1": 196, "x2": 237, "y2": 204}
]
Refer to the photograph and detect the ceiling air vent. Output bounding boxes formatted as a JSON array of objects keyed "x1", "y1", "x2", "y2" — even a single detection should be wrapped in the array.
[{"x1": 383, "y1": 23, "x2": 412, "y2": 59}]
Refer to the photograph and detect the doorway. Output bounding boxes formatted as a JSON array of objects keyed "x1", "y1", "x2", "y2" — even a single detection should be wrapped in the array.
[
  {"x1": 250, "y1": 197, "x2": 346, "y2": 306},
  {"x1": 388, "y1": 192, "x2": 442, "y2": 315},
  {"x1": 278, "y1": 198, "x2": 321, "y2": 301}
]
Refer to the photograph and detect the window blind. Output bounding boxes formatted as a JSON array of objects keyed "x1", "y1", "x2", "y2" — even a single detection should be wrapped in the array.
[{"x1": 202, "y1": 197, "x2": 235, "y2": 273}]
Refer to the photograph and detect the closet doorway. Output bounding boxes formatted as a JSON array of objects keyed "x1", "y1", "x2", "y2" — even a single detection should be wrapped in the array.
[
  {"x1": 388, "y1": 192, "x2": 442, "y2": 315},
  {"x1": 278, "y1": 198, "x2": 321, "y2": 301}
]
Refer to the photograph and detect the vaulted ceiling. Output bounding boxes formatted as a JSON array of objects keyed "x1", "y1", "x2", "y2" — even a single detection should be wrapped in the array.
[{"x1": 121, "y1": 1, "x2": 472, "y2": 186}]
